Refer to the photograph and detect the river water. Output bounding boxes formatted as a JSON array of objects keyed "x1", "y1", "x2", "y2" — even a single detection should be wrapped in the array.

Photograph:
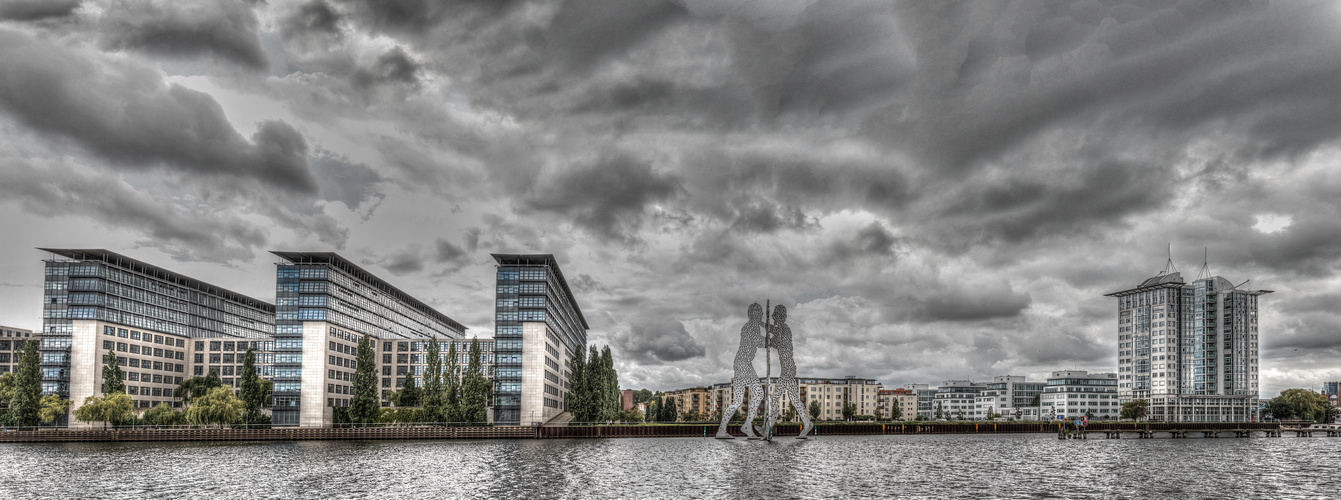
[{"x1": 1, "y1": 433, "x2": 1334, "y2": 499}]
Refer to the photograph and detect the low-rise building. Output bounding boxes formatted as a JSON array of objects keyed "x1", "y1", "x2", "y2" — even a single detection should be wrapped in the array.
[
  {"x1": 1040, "y1": 370, "x2": 1119, "y2": 420},
  {"x1": 877, "y1": 388, "x2": 918, "y2": 420},
  {"x1": 0, "y1": 325, "x2": 36, "y2": 374},
  {"x1": 975, "y1": 375, "x2": 1044, "y2": 420},
  {"x1": 701, "y1": 376, "x2": 882, "y2": 421},
  {"x1": 934, "y1": 380, "x2": 984, "y2": 419},
  {"x1": 904, "y1": 383, "x2": 936, "y2": 419}
]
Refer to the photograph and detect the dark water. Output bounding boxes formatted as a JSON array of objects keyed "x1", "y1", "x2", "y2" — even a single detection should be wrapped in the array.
[{"x1": 1, "y1": 434, "x2": 1335, "y2": 499}]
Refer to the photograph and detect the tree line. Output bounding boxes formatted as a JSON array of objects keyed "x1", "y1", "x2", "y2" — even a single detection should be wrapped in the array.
[
  {"x1": 568, "y1": 345, "x2": 636, "y2": 423},
  {"x1": 336, "y1": 335, "x2": 491, "y2": 425}
]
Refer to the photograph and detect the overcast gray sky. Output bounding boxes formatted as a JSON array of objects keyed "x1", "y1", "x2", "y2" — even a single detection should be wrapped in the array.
[{"x1": 1, "y1": 0, "x2": 1338, "y2": 395}]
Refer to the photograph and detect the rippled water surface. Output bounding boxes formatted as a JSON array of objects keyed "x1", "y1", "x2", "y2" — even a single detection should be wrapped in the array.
[{"x1": 2, "y1": 433, "x2": 1336, "y2": 499}]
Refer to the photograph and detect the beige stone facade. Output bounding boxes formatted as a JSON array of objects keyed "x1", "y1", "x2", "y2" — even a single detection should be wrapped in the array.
[{"x1": 0, "y1": 325, "x2": 35, "y2": 374}]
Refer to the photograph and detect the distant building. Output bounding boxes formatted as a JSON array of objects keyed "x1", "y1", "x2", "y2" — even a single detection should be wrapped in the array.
[
  {"x1": 904, "y1": 383, "x2": 935, "y2": 419},
  {"x1": 703, "y1": 376, "x2": 882, "y2": 421},
  {"x1": 620, "y1": 389, "x2": 635, "y2": 411},
  {"x1": 877, "y1": 388, "x2": 918, "y2": 419},
  {"x1": 1040, "y1": 370, "x2": 1118, "y2": 420},
  {"x1": 1106, "y1": 266, "x2": 1270, "y2": 422},
  {"x1": 0, "y1": 325, "x2": 35, "y2": 374},
  {"x1": 663, "y1": 386, "x2": 711, "y2": 421},
  {"x1": 1323, "y1": 382, "x2": 1339, "y2": 396},
  {"x1": 934, "y1": 380, "x2": 984, "y2": 419},
  {"x1": 975, "y1": 375, "x2": 1044, "y2": 420}
]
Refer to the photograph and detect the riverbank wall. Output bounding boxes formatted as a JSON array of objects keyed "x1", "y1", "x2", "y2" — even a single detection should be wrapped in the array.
[{"x1": 0, "y1": 422, "x2": 1281, "y2": 443}]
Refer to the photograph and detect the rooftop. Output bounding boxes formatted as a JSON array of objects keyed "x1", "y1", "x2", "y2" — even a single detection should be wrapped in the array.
[
  {"x1": 271, "y1": 251, "x2": 465, "y2": 334},
  {"x1": 39, "y1": 248, "x2": 274, "y2": 312},
  {"x1": 492, "y1": 253, "x2": 590, "y2": 329}
]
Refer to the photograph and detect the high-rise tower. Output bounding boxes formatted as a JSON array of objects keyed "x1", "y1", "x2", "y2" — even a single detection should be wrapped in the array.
[
  {"x1": 491, "y1": 254, "x2": 588, "y2": 425},
  {"x1": 1106, "y1": 263, "x2": 1270, "y2": 423}
]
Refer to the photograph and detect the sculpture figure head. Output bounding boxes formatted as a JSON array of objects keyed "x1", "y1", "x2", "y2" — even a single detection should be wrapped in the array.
[
  {"x1": 772, "y1": 304, "x2": 787, "y2": 324},
  {"x1": 747, "y1": 302, "x2": 763, "y2": 322}
]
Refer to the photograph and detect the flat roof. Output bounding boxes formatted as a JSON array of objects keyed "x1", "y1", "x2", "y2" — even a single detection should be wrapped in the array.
[
  {"x1": 39, "y1": 248, "x2": 274, "y2": 312},
  {"x1": 271, "y1": 251, "x2": 465, "y2": 333},
  {"x1": 492, "y1": 253, "x2": 590, "y2": 329}
]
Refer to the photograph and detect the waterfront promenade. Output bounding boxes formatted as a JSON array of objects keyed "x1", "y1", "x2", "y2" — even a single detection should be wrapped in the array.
[{"x1": 0, "y1": 422, "x2": 1292, "y2": 443}]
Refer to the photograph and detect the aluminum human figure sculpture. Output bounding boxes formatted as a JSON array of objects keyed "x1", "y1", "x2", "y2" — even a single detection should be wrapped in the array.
[
  {"x1": 765, "y1": 305, "x2": 813, "y2": 438},
  {"x1": 716, "y1": 303, "x2": 765, "y2": 439}
]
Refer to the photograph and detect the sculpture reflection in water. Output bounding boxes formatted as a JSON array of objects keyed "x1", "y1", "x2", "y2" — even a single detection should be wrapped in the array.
[{"x1": 715, "y1": 302, "x2": 813, "y2": 440}]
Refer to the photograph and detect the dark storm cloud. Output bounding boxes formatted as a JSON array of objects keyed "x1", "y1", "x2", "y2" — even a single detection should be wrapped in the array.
[
  {"x1": 522, "y1": 152, "x2": 679, "y2": 242},
  {"x1": 308, "y1": 151, "x2": 384, "y2": 211},
  {"x1": 0, "y1": 0, "x2": 80, "y2": 20},
  {"x1": 332, "y1": 0, "x2": 519, "y2": 36},
  {"x1": 281, "y1": 0, "x2": 344, "y2": 41},
  {"x1": 611, "y1": 314, "x2": 706, "y2": 364},
  {"x1": 434, "y1": 238, "x2": 467, "y2": 264},
  {"x1": 0, "y1": 29, "x2": 317, "y2": 194},
  {"x1": 98, "y1": 0, "x2": 269, "y2": 69},
  {"x1": 351, "y1": 46, "x2": 421, "y2": 92},
  {"x1": 0, "y1": 159, "x2": 265, "y2": 262}
]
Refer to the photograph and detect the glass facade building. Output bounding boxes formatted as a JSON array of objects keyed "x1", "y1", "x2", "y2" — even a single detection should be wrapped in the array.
[
  {"x1": 492, "y1": 254, "x2": 589, "y2": 425},
  {"x1": 1107, "y1": 270, "x2": 1270, "y2": 422},
  {"x1": 270, "y1": 252, "x2": 465, "y2": 427},
  {"x1": 38, "y1": 249, "x2": 274, "y2": 397}
]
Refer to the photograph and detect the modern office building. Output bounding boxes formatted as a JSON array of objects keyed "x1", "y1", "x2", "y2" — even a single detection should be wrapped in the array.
[
  {"x1": 1040, "y1": 370, "x2": 1118, "y2": 420},
  {"x1": 933, "y1": 380, "x2": 984, "y2": 419},
  {"x1": 36, "y1": 249, "x2": 276, "y2": 426},
  {"x1": 491, "y1": 254, "x2": 589, "y2": 426},
  {"x1": 0, "y1": 325, "x2": 35, "y2": 373},
  {"x1": 974, "y1": 375, "x2": 1044, "y2": 420},
  {"x1": 904, "y1": 383, "x2": 936, "y2": 419},
  {"x1": 1106, "y1": 265, "x2": 1270, "y2": 422},
  {"x1": 271, "y1": 252, "x2": 466, "y2": 427},
  {"x1": 1323, "y1": 382, "x2": 1339, "y2": 396}
]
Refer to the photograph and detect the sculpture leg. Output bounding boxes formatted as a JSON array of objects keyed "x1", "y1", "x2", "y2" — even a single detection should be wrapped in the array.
[
  {"x1": 716, "y1": 396, "x2": 743, "y2": 439},
  {"x1": 741, "y1": 386, "x2": 762, "y2": 438}
]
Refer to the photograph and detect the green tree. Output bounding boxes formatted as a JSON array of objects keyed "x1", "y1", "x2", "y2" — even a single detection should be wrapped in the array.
[
  {"x1": 186, "y1": 387, "x2": 245, "y2": 427},
  {"x1": 1120, "y1": 399, "x2": 1149, "y2": 421},
  {"x1": 444, "y1": 341, "x2": 461, "y2": 423},
  {"x1": 11, "y1": 340, "x2": 41, "y2": 427},
  {"x1": 39, "y1": 394, "x2": 71, "y2": 424},
  {"x1": 1266, "y1": 389, "x2": 1334, "y2": 422},
  {"x1": 239, "y1": 347, "x2": 265, "y2": 424},
  {"x1": 842, "y1": 403, "x2": 857, "y2": 421},
  {"x1": 1030, "y1": 393, "x2": 1041, "y2": 408},
  {"x1": 396, "y1": 373, "x2": 421, "y2": 407},
  {"x1": 808, "y1": 399, "x2": 821, "y2": 421},
  {"x1": 0, "y1": 372, "x2": 15, "y2": 404},
  {"x1": 662, "y1": 397, "x2": 678, "y2": 422},
  {"x1": 935, "y1": 401, "x2": 944, "y2": 420},
  {"x1": 460, "y1": 337, "x2": 490, "y2": 423},
  {"x1": 584, "y1": 345, "x2": 602, "y2": 422},
  {"x1": 176, "y1": 370, "x2": 222, "y2": 405},
  {"x1": 73, "y1": 392, "x2": 134, "y2": 429},
  {"x1": 349, "y1": 334, "x2": 381, "y2": 425},
  {"x1": 645, "y1": 398, "x2": 658, "y2": 422},
  {"x1": 1085, "y1": 410, "x2": 1095, "y2": 420},
  {"x1": 101, "y1": 349, "x2": 125, "y2": 395},
  {"x1": 423, "y1": 338, "x2": 444, "y2": 423},
  {"x1": 1014, "y1": 407, "x2": 1023, "y2": 421},
  {"x1": 783, "y1": 406, "x2": 797, "y2": 422},
  {"x1": 569, "y1": 346, "x2": 588, "y2": 422},
  {"x1": 956, "y1": 409, "x2": 965, "y2": 421},
  {"x1": 890, "y1": 403, "x2": 902, "y2": 421},
  {"x1": 143, "y1": 403, "x2": 183, "y2": 426},
  {"x1": 987, "y1": 406, "x2": 995, "y2": 421},
  {"x1": 602, "y1": 346, "x2": 618, "y2": 422},
  {"x1": 633, "y1": 389, "x2": 653, "y2": 404}
]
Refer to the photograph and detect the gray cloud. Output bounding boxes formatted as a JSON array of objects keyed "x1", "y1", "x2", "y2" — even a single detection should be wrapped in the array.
[
  {"x1": 308, "y1": 150, "x2": 384, "y2": 211},
  {"x1": 0, "y1": 0, "x2": 80, "y2": 20},
  {"x1": 611, "y1": 314, "x2": 706, "y2": 364},
  {"x1": 521, "y1": 151, "x2": 679, "y2": 242},
  {"x1": 98, "y1": 0, "x2": 268, "y2": 69},
  {"x1": 0, "y1": 28, "x2": 316, "y2": 193}
]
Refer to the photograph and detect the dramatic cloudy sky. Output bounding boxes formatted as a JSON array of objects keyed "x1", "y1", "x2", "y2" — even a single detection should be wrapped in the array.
[{"x1": 1, "y1": 0, "x2": 1339, "y2": 395}]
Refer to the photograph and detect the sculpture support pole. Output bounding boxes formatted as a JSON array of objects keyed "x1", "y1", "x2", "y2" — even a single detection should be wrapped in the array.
[{"x1": 763, "y1": 299, "x2": 772, "y2": 441}]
